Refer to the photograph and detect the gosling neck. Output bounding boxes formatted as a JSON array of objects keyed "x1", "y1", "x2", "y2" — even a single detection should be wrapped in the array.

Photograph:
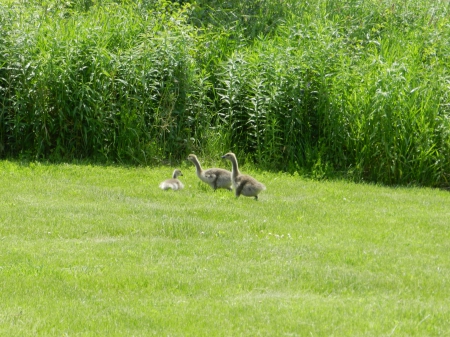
[
  {"x1": 192, "y1": 158, "x2": 203, "y2": 176},
  {"x1": 230, "y1": 156, "x2": 240, "y2": 179}
]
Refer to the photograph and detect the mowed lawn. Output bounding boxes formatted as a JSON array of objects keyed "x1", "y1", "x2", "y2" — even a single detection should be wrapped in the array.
[{"x1": 0, "y1": 160, "x2": 449, "y2": 336}]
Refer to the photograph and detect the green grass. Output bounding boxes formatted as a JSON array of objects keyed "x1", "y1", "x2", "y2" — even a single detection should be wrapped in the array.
[{"x1": 1, "y1": 160, "x2": 449, "y2": 336}]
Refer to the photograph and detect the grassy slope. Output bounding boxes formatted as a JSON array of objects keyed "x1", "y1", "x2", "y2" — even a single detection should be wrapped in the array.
[{"x1": 0, "y1": 160, "x2": 449, "y2": 336}]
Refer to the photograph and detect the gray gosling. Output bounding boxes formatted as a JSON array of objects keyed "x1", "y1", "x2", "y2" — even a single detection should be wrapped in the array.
[
  {"x1": 159, "y1": 169, "x2": 184, "y2": 191},
  {"x1": 221, "y1": 152, "x2": 266, "y2": 200},
  {"x1": 187, "y1": 154, "x2": 232, "y2": 191}
]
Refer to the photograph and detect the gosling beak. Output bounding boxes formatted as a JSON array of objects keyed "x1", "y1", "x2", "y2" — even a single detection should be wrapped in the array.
[{"x1": 221, "y1": 155, "x2": 226, "y2": 159}]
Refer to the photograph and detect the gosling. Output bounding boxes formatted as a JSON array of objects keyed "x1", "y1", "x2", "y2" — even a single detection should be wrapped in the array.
[
  {"x1": 221, "y1": 152, "x2": 266, "y2": 200},
  {"x1": 187, "y1": 154, "x2": 232, "y2": 191},
  {"x1": 159, "y1": 169, "x2": 184, "y2": 191}
]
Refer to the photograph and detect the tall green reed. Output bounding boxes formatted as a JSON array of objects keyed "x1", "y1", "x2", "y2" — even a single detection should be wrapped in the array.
[
  {"x1": 210, "y1": 0, "x2": 450, "y2": 186},
  {"x1": 1, "y1": 0, "x2": 450, "y2": 187},
  {"x1": 1, "y1": 0, "x2": 206, "y2": 163},
  {"x1": 320, "y1": 1, "x2": 450, "y2": 186}
]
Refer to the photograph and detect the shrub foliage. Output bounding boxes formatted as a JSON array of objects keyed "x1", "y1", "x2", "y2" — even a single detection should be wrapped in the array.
[{"x1": 1, "y1": 0, "x2": 450, "y2": 186}]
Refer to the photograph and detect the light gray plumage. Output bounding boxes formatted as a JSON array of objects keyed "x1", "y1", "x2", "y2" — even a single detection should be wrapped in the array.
[
  {"x1": 187, "y1": 154, "x2": 232, "y2": 191},
  {"x1": 221, "y1": 152, "x2": 266, "y2": 200},
  {"x1": 159, "y1": 169, "x2": 184, "y2": 191}
]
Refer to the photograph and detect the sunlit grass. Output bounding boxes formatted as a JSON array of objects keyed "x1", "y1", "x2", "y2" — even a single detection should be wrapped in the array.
[{"x1": 1, "y1": 160, "x2": 449, "y2": 336}]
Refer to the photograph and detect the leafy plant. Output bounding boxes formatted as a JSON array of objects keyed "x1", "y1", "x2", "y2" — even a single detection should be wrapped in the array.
[{"x1": 1, "y1": 0, "x2": 450, "y2": 187}]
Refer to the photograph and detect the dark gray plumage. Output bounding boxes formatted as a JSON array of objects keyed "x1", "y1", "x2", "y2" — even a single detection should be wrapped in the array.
[
  {"x1": 187, "y1": 154, "x2": 232, "y2": 191},
  {"x1": 221, "y1": 152, "x2": 266, "y2": 200}
]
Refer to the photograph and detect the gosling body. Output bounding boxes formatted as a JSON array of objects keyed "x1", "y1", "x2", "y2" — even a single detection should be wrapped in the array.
[
  {"x1": 159, "y1": 169, "x2": 184, "y2": 191},
  {"x1": 187, "y1": 154, "x2": 232, "y2": 191},
  {"x1": 221, "y1": 152, "x2": 266, "y2": 200}
]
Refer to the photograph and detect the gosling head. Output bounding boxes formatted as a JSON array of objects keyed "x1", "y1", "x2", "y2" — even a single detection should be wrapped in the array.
[
  {"x1": 221, "y1": 152, "x2": 236, "y2": 161},
  {"x1": 172, "y1": 169, "x2": 183, "y2": 179},
  {"x1": 187, "y1": 154, "x2": 198, "y2": 162}
]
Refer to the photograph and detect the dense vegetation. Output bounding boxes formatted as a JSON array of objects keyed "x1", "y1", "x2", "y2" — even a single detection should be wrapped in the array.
[{"x1": 1, "y1": 0, "x2": 450, "y2": 186}]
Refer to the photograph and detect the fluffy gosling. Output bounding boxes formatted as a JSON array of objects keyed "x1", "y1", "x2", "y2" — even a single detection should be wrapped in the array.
[
  {"x1": 187, "y1": 154, "x2": 232, "y2": 191},
  {"x1": 159, "y1": 169, "x2": 184, "y2": 191},
  {"x1": 221, "y1": 152, "x2": 266, "y2": 200}
]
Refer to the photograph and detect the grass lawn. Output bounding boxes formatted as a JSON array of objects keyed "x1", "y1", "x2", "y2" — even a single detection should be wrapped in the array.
[{"x1": 0, "y1": 160, "x2": 449, "y2": 336}]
